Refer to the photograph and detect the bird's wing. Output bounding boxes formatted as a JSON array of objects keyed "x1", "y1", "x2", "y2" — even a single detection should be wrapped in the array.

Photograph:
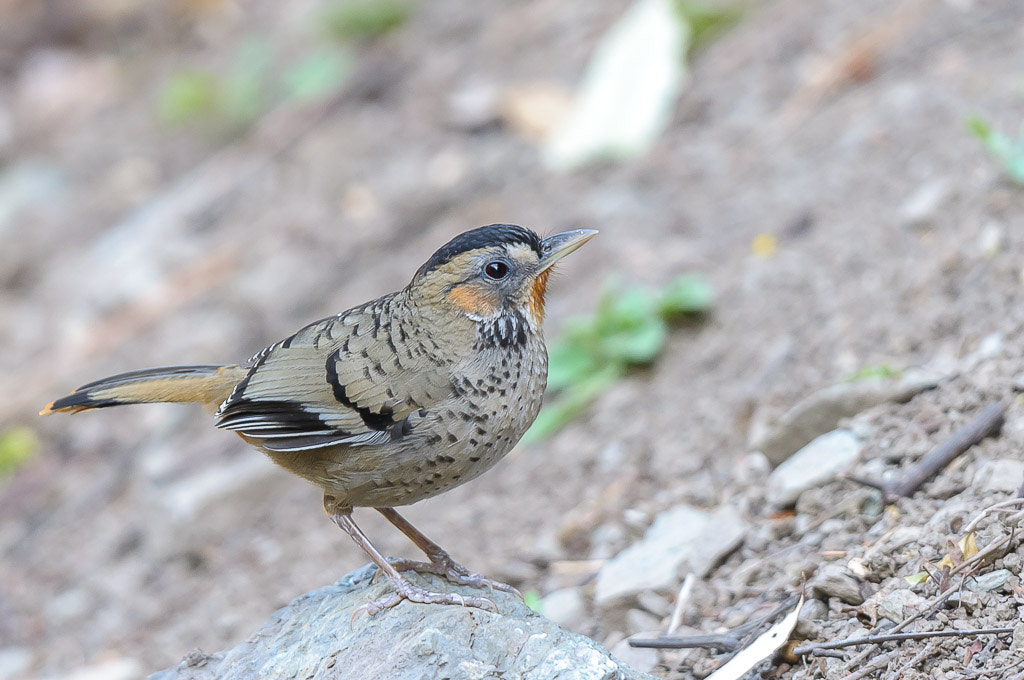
[{"x1": 215, "y1": 301, "x2": 454, "y2": 452}]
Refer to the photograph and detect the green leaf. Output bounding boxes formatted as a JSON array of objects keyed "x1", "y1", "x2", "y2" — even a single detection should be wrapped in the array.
[
  {"x1": 0, "y1": 427, "x2": 38, "y2": 476},
  {"x1": 523, "y1": 590, "x2": 543, "y2": 613},
  {"x1": 966, "y1": 114, "x2": 1024, "y2": 184},
  {"x1": 321, "y1": 0, "x2": 412, "y2": 42},
  {"x1": 657, "y1": 274, "x2": 713, "y2": 316},
  {"x1": 904, "y1": 571, "x2": 929, "y2": 586},
  {"x1": 674, "y1": 0, "x2": 745, "y2": 54},
  {"x1": 598, "y1": 314, "x2": 668, "y2": 364},
  {"x1": 221, "y1": 39, "x2": 274, "y2": 127},
  {"x1": 546, "y1": 340, "x2": 599, "y2": 392},
  {"x1": 522, "y1": 365, "x2": 622, "y2": 444},
  {"x1": 157, "y1": 71, "x2": 218, "y2": 123},
  {"x1": 842, "y1": 364, "x2": 901, "y2": 383},
  {"x1": 284, "y1": 50, "x2": 352, "y2": 101}
]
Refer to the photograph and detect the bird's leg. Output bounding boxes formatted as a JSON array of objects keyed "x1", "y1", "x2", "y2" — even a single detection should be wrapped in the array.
[
  {"x1": 325, "y1": 501, "x2": 497, "y2": 616},
  {"x1": 376, "y1": 507, "x2": 521, "y2": 598}
]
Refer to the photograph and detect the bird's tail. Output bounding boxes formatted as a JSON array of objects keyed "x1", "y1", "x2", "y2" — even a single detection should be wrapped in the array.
[{"x1": 41, "y1": 364, "x2": 246, "y2": 415}]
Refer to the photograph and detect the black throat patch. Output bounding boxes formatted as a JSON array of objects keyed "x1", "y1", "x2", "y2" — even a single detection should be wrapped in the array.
[{"x1": 475, "y1": 309, "x2": 531, "y2": 349}]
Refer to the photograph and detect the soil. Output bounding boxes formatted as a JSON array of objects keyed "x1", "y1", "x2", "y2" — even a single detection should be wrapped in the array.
[{"x1": 2, "y1": 0, "x2": 1023, "y2": 678}]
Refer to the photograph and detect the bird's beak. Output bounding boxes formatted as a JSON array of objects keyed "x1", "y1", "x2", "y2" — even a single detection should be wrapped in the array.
[{"x1": 537, "y1": 229, "x2": 598, "y2": 273}]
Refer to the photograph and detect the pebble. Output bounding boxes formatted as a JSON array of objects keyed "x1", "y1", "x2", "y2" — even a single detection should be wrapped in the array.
[
  {"x1": 900, "y1": 178, "x2": 950, "y2": 228},
  {"x1": 541, "y1": 587, "x2": 588, "y2": 632},
  {"x1": 0, "y1": 648, "x2": 30, "y2": 680},
  {"x1": 766, "y1": 430, "x2": 862, "y2": 507},
  {"x1": 625, "y1": 608, "x2": 662, "y2": 635},
  {"x1": 967, "y1": 569, "x2": 1012, "y2": 593},
  {"x1": 594, "y1": 505, "x2": 748, "y2": 606},
  {"x1": 810, "y1": 564, "x2": 865, "y2": 605},
  {"x1": 874, "y1": 588, "x2": 926, "y2": 624},
  {"x1": 972, "y1": 459, "x2": 1024, "y2": 494},
  {"x1": 795, "y1": 598, "x2": 828, "y2": 638},
  {"x1": 609, "y1": 635, "x2": 659, "y2": 675},
  {"x1": 750, "y1": 374, "x2": 938, "y2": 465},
  {"x1": 64, "y1": 659, "x2": 144, "y2": 680},
  {"x1": 635, "y1": 591, "x2": 671, "y2": 619}
]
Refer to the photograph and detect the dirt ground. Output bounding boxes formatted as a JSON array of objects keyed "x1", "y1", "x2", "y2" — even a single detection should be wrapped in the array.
[{"x1": 2, "y1": 0, "x2": 1023, "y2": 678}]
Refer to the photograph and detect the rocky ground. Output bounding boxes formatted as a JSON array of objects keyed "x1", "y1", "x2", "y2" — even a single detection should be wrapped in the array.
[{"x1": 1, "y1": 0, "x2": 1023, "y2": 678}]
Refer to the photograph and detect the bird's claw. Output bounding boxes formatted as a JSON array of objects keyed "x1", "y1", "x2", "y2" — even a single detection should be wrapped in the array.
[
  {"x1": 355, "y1": 577, "x2": 499, "y2": 618},
  {"x1": 386, "y1": 555, "x2": 521, "y2": 599}
]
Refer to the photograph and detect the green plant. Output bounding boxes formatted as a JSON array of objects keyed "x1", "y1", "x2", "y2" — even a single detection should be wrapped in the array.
[
  {"x1": 967, "y1": 115, "x2": 1024, "y2": 184},
  {"x1": 157, "y1": 39, "x2": 350, "y2": 133},
  {"x1": 321, "y1": 0, "x2": 412, "y2": 42},
  {"x1": 522, "y1": 590, "x2": 543, "y2": 613},
  {"x1": 523, "y1": 275, "x2": 713, "y2": 443},
  {"x1": 674, "y1": 0, "x2": 746, "y2": 55},
  {"x1": 0, "y1": 426, "x2": 38, "y2": 477},
  {"x1": 842, "y1": 364, "x2": 902, "y2": 383}
]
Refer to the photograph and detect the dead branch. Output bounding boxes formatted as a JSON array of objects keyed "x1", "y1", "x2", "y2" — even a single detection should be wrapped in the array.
[
  {"x1": 792, "y1": 627, "x2": 1013, "y2": 656},
  {"x1": 630, "y1": 594, "x2": 800, "y2": 651},
  {"x1": 847, "y1": 400, "x2": 1006, "y2": 501}
]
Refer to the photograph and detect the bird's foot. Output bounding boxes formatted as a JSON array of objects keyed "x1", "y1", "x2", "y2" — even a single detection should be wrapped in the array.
[
  {"x1": 355, "y1": 573, "x2": 498, "y2": 621},
  {"x1": 387, "y1": 552, "x2": 522, "y2": 598}
]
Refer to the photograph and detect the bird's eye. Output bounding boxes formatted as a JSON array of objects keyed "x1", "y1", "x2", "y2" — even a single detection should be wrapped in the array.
[{"x1": 484, "y1": 261, "x2": 510, "y2": 280}]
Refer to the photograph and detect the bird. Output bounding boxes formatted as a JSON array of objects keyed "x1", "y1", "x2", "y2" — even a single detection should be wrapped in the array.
[{"x1": 42, "y1": 223, "x2": 596, "y2": 615}]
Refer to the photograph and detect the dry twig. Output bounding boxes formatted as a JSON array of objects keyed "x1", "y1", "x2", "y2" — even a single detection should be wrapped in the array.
[
  {"x1": 630, "y1": 594, "x2": 800, "y2": 651},
  {"x1": 792, "y1": 626, "x2": 1013, "y2": 656},
  {"x1": 847, "y1": 400, "x2": 1006, "y2": 501}
]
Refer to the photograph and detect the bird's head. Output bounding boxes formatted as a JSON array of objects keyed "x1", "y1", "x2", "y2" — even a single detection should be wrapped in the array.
[{"x1": 411, "y1": 224, "x2": 597, "y2": 330}]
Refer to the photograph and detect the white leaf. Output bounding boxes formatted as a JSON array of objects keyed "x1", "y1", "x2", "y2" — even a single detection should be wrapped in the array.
[
  {"x1": 543, "y1": 0, "x2": 690, "y2": 171},
  {"x1": 705, "y1": 596, "x2": 803, "y2": 680}
]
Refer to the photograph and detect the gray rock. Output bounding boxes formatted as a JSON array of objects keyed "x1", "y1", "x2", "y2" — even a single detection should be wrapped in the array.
[
  {"x1": 967, "y1": 569, "x2": 1013, "y2": 593},
  {"x1": 541, "y1": 587, "x2": 588, "y2": 632},
  {"x1": 810, "y1": 564, "x2": 864, "y2": 605},
  {"x1": 795, "y1": 598, "x2": 828, "y2": 638},
  {"x1": 0, "y1": 647, "x2": 31, "y2": 680},
  {"x1": 609, "y1": 636, "x2": 660, "y2": 675},
  {"x1": 150, "y1": 565, "x2": 653, "y2": 680},
  {"x1": 900, "y1": 179, "x2": 950, "y2": 228},
  {"x1": 972, "y1": 459, "x2": 1024, "y2": 494},
  {"x1": 750, "y1": 374, "x2": 939, "y2": 465},
  {"x1": 594, "y1": 506, "x2": 747, "y2": 607},
  {"x1": 625, "y1": 609, "x2": 661, "y2": 635},
  {"x1": 766, "y1": 430, "x2": 862, "y2": 507},
  {"x1": 871, "y1": 588, "x2": 926, "y2": 624}
]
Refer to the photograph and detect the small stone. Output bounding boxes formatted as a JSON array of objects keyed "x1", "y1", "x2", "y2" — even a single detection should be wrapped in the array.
[
  {"x1": 589, "y1": 522, "x2": 628, "y2": 560},
  {"x1": 1012, "y1": 622, "x2": 1024, "y2": 652},
  {"x1": 751, "y1": 374, "x2": 937, "y2": 465},
  {"x1": 0, "y1": 647, "x2": 31, "y2": 680},
  {"x1": 65, "y1": 659, "x2": 144, "y2": 680},
  {"x1": 594, "y1": 505, "x2": 747, "y2": 606},
  {"x1": 810, "y1": 564, "x2": 864, "y2": 605},
  {"x1": 766, "y1": 430, "x2": 862, "y2": 507},
  {"x1": 625, "y1": 608, "x2": 662, "y2": 635},
  {"x1": 967, "y1": 569, "x2": 1012, "y2": 593},
  {"x1": 635, "y1": 591, "x2": 671, "y2": 618},
  {"x1": 900, "y1": 179, "x2": 950, "y2": 228},
  {"x1": 795, "y1": 598, "x2": 828, "y2": 638},
  {"x1": 972, "y1": 459, "x2": 1024, "y2": 494},
  {"x1": 541, "y1": 587, "x2": 588, "y2": 632},
  {"x1": 979, "y1": 223, "x2": 1004, "y2": 256},
  {"x1": 447, "y1": 82, "x2": 500, "y2": 131},
  {"x1": 610, "y1": 635, "x2": 659, "y2": 675},
  {"x1": 875, "y1": 589, "x2": 926, "y2": 623}
]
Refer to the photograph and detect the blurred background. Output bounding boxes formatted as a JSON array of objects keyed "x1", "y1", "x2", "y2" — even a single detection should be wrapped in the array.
[{"x1": 1, "y1": 0, "x2": 1023, "y2": 677}]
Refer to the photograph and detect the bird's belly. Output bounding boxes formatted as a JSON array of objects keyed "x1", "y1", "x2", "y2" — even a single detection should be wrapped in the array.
[{"x1": 322, "y1": 346, "x2": 547, "y2": 508}]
